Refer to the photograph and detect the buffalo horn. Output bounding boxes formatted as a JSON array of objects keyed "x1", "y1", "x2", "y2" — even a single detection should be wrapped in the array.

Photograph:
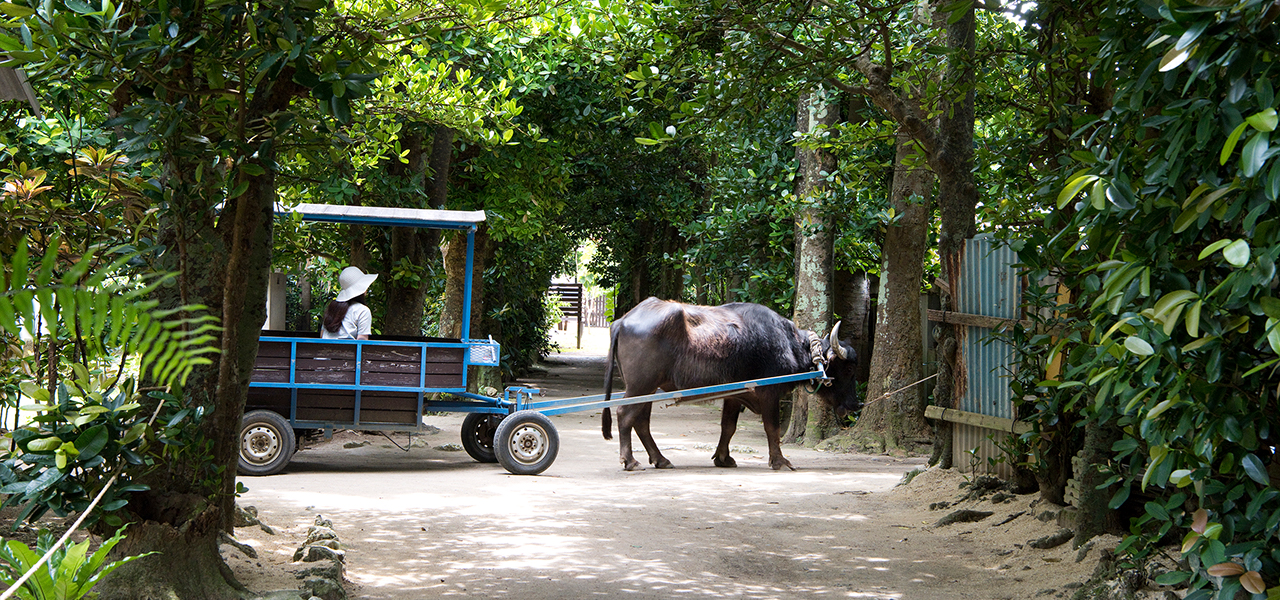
[{"x1": 829, "y1": 322, "x2": 848, "y2": 360}]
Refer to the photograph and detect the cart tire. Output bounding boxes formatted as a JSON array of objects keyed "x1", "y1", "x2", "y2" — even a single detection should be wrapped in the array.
[
  {"x1": 494, "y1": 410, "x2": 558, "y2": 475},
  {"x1": 238, "y1": 410, "x2": 296, "y2": 476},
  {"x1": 460, "y1": 413, "x2": 502, "y2": 463}
]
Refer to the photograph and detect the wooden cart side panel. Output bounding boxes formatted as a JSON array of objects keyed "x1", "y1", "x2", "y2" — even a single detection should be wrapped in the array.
[
  {"x1": 251, "y1": 340, "x2": 468, "y2": 397},
  {"x1": 246, "y1": 387, "x2": 291, "y2": 415},
  {"x1": 293, "y1": 389, "x2": 419, "y2": 424}
]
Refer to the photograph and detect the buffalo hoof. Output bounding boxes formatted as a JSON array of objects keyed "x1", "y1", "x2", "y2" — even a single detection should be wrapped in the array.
[
  {"x1": 623, "y1": 459, "x2": 643, "y2": 471},
  {"x1": 654, "y1": 458, "x2": 674, "y2": 469},
  {"x1": 770, "y1": 457, "x2": 795, "y2": 471},
  {"x1": 713, "y1": 455, "x2": 737, "y2": 468}
]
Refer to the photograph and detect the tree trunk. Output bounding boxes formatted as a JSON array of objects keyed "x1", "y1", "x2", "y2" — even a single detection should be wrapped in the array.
[
  {"x1": 102, "y1": 500, "x2": 248, "y2": 600},
  {"x1": 930, "y1": 1, "x2": 979, "y2": 469},
  {"x1": 786, "y1": 89, "x2": 839, "y2": 446},
  {"x1": 1073, "y1": 420, "x2": 1122, "y2": 547},
  {"x1": 848, "y1": 130, "x2": 932, "y2": 453},
  {"x1": 440, "y1": 225, "x2": 497, "y2": 391},
  {"x1": 382, "y1": 129, "x2": 429, "y2": 336},
  {"x1": 105, "y1": 147, "x2": 275, "y2": 600},
  {"x1": 295, "y1": 272, "x2": 312, "y2": 332},
  {"x1": 98, "y1": 62, "x2": 295, "y2": 598},
  {"x1": 834, "y1": 269, "x2": 874, "y2": 387},
  {"x1": 440, "y1": 226, "x2": 490, "y2": 339}
]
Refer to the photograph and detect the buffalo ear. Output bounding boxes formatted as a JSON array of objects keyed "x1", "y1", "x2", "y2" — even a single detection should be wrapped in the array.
[{"x1": 828, "y1": 321, "x2": 848, "y2": 360}]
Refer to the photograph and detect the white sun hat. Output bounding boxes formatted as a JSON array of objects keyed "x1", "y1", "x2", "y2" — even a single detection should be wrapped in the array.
[{"x1": 335, "y1": 266, "x2": 378, "y2": 302}]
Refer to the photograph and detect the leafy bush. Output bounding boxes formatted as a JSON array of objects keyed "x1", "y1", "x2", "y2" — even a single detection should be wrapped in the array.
[
  {"x1": 1013, "y1": 1, "x2": 1280, "y2": 596},
  {"x1": 0, "y1": 528, "x2": 152, "y2": 600},
  {"x1": 0, "y1": 238, "x2": 218, "y2": 527}
]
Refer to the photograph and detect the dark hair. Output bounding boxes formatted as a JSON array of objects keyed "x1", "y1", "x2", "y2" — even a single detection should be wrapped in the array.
[{"x1": 322, "y1": 294, "x2": 366, "y2": 333}]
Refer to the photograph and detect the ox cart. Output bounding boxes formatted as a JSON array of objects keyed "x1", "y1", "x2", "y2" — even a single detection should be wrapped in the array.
[{"x1": 240, "y1": 203, "x2": 834, "y2": 476}]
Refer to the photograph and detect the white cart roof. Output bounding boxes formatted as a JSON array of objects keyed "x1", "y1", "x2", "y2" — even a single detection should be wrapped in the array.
[{"x1": 276, "y1": 203, "x2": 485, "y2": 230}]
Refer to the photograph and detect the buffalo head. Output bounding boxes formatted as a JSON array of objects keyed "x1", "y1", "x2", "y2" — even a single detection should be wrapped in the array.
[{"x1": 815, "y1": 322, "x2": 860, "y2": 419}]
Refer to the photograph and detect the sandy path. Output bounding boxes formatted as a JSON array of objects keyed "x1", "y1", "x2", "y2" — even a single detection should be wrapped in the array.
[{"x1": 227, "y1": 330, "x2": 1108, "y2": 599}]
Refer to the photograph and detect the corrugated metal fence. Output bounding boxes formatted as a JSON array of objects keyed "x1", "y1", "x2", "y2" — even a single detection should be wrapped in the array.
[{"x1": 952, "y1": 235, "x2": 1022, "y2": 476}]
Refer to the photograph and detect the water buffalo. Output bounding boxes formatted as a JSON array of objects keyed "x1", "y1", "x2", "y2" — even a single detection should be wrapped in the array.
[{"x1": 602, "y1": 297, "x2": 859, "y2": 471}]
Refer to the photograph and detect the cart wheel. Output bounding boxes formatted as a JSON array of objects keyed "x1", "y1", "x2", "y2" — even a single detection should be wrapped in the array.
[
  {"x1": 494, "y1": 410, "x2": 559, "y2": 475},
  {"x1": 238, "y1": 410, "x2": 296, "y2": 476},
  {"x1": 460, "y1": 413, "x2": 502, "y2": 463}
]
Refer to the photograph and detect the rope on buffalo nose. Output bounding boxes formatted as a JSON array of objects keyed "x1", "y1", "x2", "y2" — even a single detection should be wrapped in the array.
[
  {"x1": 805, "y1": 331, "x2": 829, "y2": 393},
  {"x1": 807, "y1": 331, "x2": 826, "y2": 367}
]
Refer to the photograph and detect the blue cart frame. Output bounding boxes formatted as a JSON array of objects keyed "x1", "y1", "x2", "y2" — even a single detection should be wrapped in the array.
[{"x1": 240, "y1": 204, "x2": 506, "y2": 475}]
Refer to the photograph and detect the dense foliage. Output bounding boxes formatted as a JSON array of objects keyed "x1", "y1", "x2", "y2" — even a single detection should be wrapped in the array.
[{"x1": 1014, "y1": 0, "x2": 1280, "y2": 596}]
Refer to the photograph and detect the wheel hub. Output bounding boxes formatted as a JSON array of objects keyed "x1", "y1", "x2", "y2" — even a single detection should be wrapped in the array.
[
  {"x1": 243, "y1": 426, "x2": 280, "y2": 464},
  {"x1": 508, "y1": 425, "x2": 546, "y2": 464}
]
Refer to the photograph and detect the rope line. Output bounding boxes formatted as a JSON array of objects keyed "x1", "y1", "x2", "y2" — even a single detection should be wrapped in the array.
[{"x1": 860, "y1": 373, "x2": 939, "y2": 407}]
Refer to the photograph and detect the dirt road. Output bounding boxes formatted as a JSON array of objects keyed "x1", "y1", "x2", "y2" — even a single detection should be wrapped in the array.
[{"x1": 229, "y1": 334, "x2": 1109, "y2": 599}]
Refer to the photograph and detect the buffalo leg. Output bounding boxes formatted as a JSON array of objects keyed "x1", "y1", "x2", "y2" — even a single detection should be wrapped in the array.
[
  {"x1": 713, "y1": 398, "x2": 743, "y2": 468},
  {"x1": 614, "y1": 403, "x2": 644, "y2": 470},
  {"x1": 631, "y1": 402, "x2": 673, "y2": 469},
  {"x1": 761, "y1": 395, "x2": 795, "y2": 471}
]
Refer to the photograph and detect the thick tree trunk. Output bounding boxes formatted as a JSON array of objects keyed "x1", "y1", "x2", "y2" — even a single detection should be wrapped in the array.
[
  {"x1": 100, "y1": 63, "x2": 293, "y2": 598},
  {"x1": 848, "y1": 131, "x2": 932, "y2": 453},
  {"x1": 786, "y1": 89, "x2": 839, "y2": 446},
  {"x1": 834, "y1": 269, "x2": 874, "y2": 388},
  {"x1": 107, "y1": 148, "x2": 274, "y2": 600},
  {"x1": 211, "y1": 169, "x2": 276, "y2": 528},
  {"x1": 100, "y1": 498, "x2": 247, "y2": 600},
  {"x1": 927, "y1": 1, "x2": 979, "y2": 468}
]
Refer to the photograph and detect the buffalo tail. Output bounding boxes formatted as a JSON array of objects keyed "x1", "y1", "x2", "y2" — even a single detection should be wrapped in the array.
[{"x1": 602, "y1": 325, "x2": 619, "y2": 440}]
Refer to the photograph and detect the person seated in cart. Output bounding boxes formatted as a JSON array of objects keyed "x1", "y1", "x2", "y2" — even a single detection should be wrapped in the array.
[{"x1": 321, "y1": 266, "x2": 378, "y2": 340}]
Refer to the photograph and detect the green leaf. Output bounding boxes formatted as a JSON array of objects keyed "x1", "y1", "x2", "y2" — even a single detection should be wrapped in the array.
[
  {"x1": 0, "y1": 2, "x2": 36, "y2": 17},
  {"x1": 25, "y1": 437, "x2": 60, "y2": 452},
  {"x1": 1124, "y1": 336, "x2": 1155, "y2": 356},
  {"x1": 1241, "y1": 131, "x2": 1270, "y2": 177},
  {"x1": 1195, "y1": 184, "x2": 1234, "y2": 213},
  {"x1": 227, "y1": 180, "x2": 249, "y2": 199},
  {"x1": 1154, "y1": 571, "x2": 1190, "y2": 585},
  {"x1": 1173, "y1": 206, "x2": 1201, "y2": 233},
  {"x1": 75, "y1": 425, "x2": 108, "y2": 460},
  {"x1": 1147, "y1": 396, "x2": 1178, "y2": 420},
  {"x1": 634, "y1": 137, "x2": 660, "y2": 145},
  {"x1": 1223, "y1": 239, "x2": 1250, "y2": 267},
  {"x1": 1153, "y1": 290, "x2": 1198, "y2": 319},
  {"x1": 1261, "y1": 297, "x2": 1280, "y2": 320},
  {"x1": 1185, "y1": 300, "x2": 1201, "y2": 337},
  {"x1": 1247, "y1": 108, "x2": 1278, "y2": 132},
  {"x1": 1090, "y1": 179, "x2": 1107, "y2": 210},
  {"x1": 1057, "y1": 174, "x2": 1099, "y2": 209},
  {"x1": 1108, "y1": 484, "x2": 1130, "y2": 509},
  {"x1": 1198, "y1": 239, "x2": 1232, "y2": 259},
  {"x1": 1242, "y1": 454, "x2": 1270, "y2": 486},
  {"x1": 0, "y1": 33, "x2": 23, "y2": 53},
  {"x1": 1159, "y1": 44, "x2": 1195, "y2": 72},
  {"x1": 1222, "y1": 122, "x2": 1249, "y2": 165}
]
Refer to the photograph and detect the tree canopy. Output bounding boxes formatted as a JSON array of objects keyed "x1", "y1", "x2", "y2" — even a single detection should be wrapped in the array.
[{"x1": 2, "y1": 0, "x2": 1280, "y2": 597}]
